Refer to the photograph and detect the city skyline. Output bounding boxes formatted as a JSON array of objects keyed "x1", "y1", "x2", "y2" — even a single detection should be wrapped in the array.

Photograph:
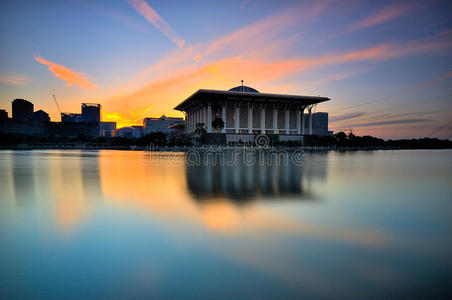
[{"x1": 1, "y1": 0, "x2": 451, "y2": 138}]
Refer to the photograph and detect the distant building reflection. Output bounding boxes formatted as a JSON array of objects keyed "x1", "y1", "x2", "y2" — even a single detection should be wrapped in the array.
[
  {"x1": 10, "y1": 150, "x2": 103, "y2": 231},
  {"x1": 52, "y1": 151, "x2": 103, "y2": 231},
  {"x1": 185, "y1": 150, "x2": 327, "y2": 202},
  {"x1": 11, "y1": 151, "x2": 36, "y2": 206},
  {"x1": 80, "y1": 151, "x2": 103, "y2": 202}
]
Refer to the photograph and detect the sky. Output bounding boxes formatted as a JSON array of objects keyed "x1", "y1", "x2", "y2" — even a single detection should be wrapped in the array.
[{"x1": 0, "y1": 0, "x2": 451, "y2": 139}]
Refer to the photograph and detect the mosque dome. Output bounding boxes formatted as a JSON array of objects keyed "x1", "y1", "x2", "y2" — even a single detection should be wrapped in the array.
[{"x1": 228, "y1": 85, "x2": 259, "y2": 93}]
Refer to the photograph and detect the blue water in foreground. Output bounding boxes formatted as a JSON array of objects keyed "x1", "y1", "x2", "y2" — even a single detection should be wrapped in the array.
[{"x1": 0, "y1": 150, "x2": 451, "y2": 299}]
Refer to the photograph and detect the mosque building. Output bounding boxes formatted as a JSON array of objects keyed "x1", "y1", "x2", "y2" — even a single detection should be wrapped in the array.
[{"x1": 174, "y1": 83, "x2": 330, "y2": 143}]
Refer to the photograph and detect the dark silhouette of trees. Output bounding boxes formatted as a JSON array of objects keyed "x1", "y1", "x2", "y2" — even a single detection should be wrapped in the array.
[
  {"x1": 211, "y1": 117, "x2": 225, "y2": 133},
  {"x1": 135, "y1": 132, "x2": 167, "y2": 146},
  {"x1": 334, "y1": 132, "x2": 347, "y2": 146},
  {"x1": 1, "y1": 130, "x2": 451, "y2": 149},
  {"x1": 194, "y1": 123, "x2": 207, "y2": 135}
]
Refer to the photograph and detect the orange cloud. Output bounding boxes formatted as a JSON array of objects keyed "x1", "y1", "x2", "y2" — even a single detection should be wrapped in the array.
[
  {"x1": 0, "y1": 72, "x2": 30, "y2": 85},
  {"x1": 34, "y1": 56, "x2": 97, "y2": 89},
  {"x1": 194, "y1": 53, "x2": 202, "y2": 62},
  {"x1": 347, "y1": 2, "x2": 414, "y2": 32},
  {"x1": 126, "y1": 0, "x2": 185, "y2": 48}
]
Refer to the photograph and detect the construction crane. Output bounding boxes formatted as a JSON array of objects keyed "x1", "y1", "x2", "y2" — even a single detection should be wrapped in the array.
[{"x1": 52, "y1": 94, "x2": 62, "y2": 115}]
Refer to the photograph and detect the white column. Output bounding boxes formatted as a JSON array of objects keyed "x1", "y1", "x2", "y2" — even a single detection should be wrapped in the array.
[
  {"x1": 260, "y1": 104, "x2": 265, "y2": 134},
  {"x1": 203, "y1": 107, "x2": 207, "y2": 125},
  {"x1": 186, "y1": 113, "x2": 190, "y2": 133},
  {"x1": 296, "y1": 107, "x2": 302, "y2": 134},
  {"x1": 308, "y1": 108, "x2": 313, "y2": 135},
  {"x1": 221, "y1": 104, "x2": 226, "y2": 133},
  {"x1": 234, "y1": 103, "x2": 240, "y2": 134},
  {"x1": 285, "y1": 106, "x2": 290, "y2": 134},
  {"x1": 301, "y1": 108, "x2": 305, "y2": 135},
  {"x1": 273, "y1": 105, "x2": 278, "y2": 134},
  {"x1": 207, "y1": 103, "x2": 212, "y2": 133},
  {"x1": 248, "y1": 103, "x2": 253, "y2": 133}
]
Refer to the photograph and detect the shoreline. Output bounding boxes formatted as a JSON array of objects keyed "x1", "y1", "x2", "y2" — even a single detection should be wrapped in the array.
[{"x1": 1, "y1": 145, "x2": 450, "y2": 151}]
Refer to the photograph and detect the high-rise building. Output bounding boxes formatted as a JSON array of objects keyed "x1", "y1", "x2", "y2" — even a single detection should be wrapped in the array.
[
  {"x1": 61, "y1": 113, "x2": 83, "y2": 123},
  {"x1": 81, "y1": 103, "x2": 101, "y2": 122},
  {"x1": 32, "y1": 110, "x2": 50, "y2": 122},
  {"x1": 12, "y1": 99, "x2": 34, "y2": 121},
  {"x1": 61, "y1": 103, "x2": 101, "y2": 123},
  {"x1": 303, "y1": 112, "x2": 328, "y2": 136},
  {"x1": 46, "y1": 122, "x2": 100, "y2": 138},
  {"x1": 0, "y1": 109, "x2": 8, "y2": 121},
  {"x1": 99, "y1": 122, "x2": 117, "y2": 137}
]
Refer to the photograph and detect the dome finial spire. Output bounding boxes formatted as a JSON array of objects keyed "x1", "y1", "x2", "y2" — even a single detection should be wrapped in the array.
[{"x1": 241, "y1": 80, "x2": 244, "y2": 91}]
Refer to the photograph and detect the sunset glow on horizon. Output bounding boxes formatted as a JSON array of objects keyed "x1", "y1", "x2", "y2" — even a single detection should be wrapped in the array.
[{"x1": 1, "y1": 0, "x2": 451, "y2": 138}]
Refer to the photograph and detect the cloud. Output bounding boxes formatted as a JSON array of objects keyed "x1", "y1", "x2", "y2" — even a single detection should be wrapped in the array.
[
  {"x1": 34, "y1": 56, "x2": 97, "y2": 89},
  {"x1": 297, "y1": 67, "x2": 370, "y2": 89},
  {"x1": 0, "y1": 73, "x2": 30, "y2": 85},
  {"x1": 330, "y1": 112, "x2": 366, "y2": 123},
  {"x1": 351, "y1": 118, "x2": 431, "y2": 128},
  {"x1": 411, "y1": 70, "x2": 452, "y2": 90},
  {"x1": 330, "y1": 110, "x2": 439, "y2": 129},
  {"x1": 427, "y1": 119, "x2": 452, "y2": 137},
  {"x1": 75, "y1": 0, "x2": 146, "y2": 31},
  {"x1": 103, "y1": 2, "x2": 452, "y2": 127},
  {"x1": 194, "y1": 53, "x2": 202, "y2": 62},
  {"x1": 104, "y1": 32, "x2": 452, "y2": 126},
  {"x1": 347, "y1": 2, "x2": 414, "y2": 33},
  {"x1": 119, "y1": 46, "x2": 197, "y2": 92},
  {"x1": 126, "y1": 0, "x2": 185, "y2": 48},
  {"x1": 205, "y1": 1, "x2": 329, "y2": 59}
]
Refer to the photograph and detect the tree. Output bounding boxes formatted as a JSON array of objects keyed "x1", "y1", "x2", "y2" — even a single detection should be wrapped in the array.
[
  {"x1": 211, "y1": 117, "x2": 225, "y2": 133},
  {"x1": 135, "y1": 132, "x2": 167, "y2": 146},
  {"x1": 334, "y1": 131, "x2": 347, "y2": 146}
]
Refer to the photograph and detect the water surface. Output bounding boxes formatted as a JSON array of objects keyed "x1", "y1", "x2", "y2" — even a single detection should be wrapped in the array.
[{"x1": 0, "y1": 150, "x2": 451, "y2": 299}]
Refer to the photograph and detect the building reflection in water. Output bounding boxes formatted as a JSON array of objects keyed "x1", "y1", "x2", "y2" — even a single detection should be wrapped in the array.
[
  {"x1": 185, "y1": 150, "x2": 327, "y2": 202},
  {"x1": 6, "y1": 150, "x2": 328, "y2": 235},
  {"x1": 49, "y1": 151, "x2": 103, "y2": 231},
  {"x1": 11, "y1": 151, "x2": 36, "y2": 206},
  {"x1": 9, "y1": 150, "x2": 103, "y2": 232},
  {"x1": 4, "y1": 150, "x2": 388, "y2": 246},
  {"x1": 80, "y1": 152, "x2": 103, "y2": 203}
]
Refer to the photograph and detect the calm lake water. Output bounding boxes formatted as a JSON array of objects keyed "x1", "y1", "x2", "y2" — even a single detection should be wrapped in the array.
[{"x1": 0, "y1": 150, "x2": 451, "y2": 299}]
